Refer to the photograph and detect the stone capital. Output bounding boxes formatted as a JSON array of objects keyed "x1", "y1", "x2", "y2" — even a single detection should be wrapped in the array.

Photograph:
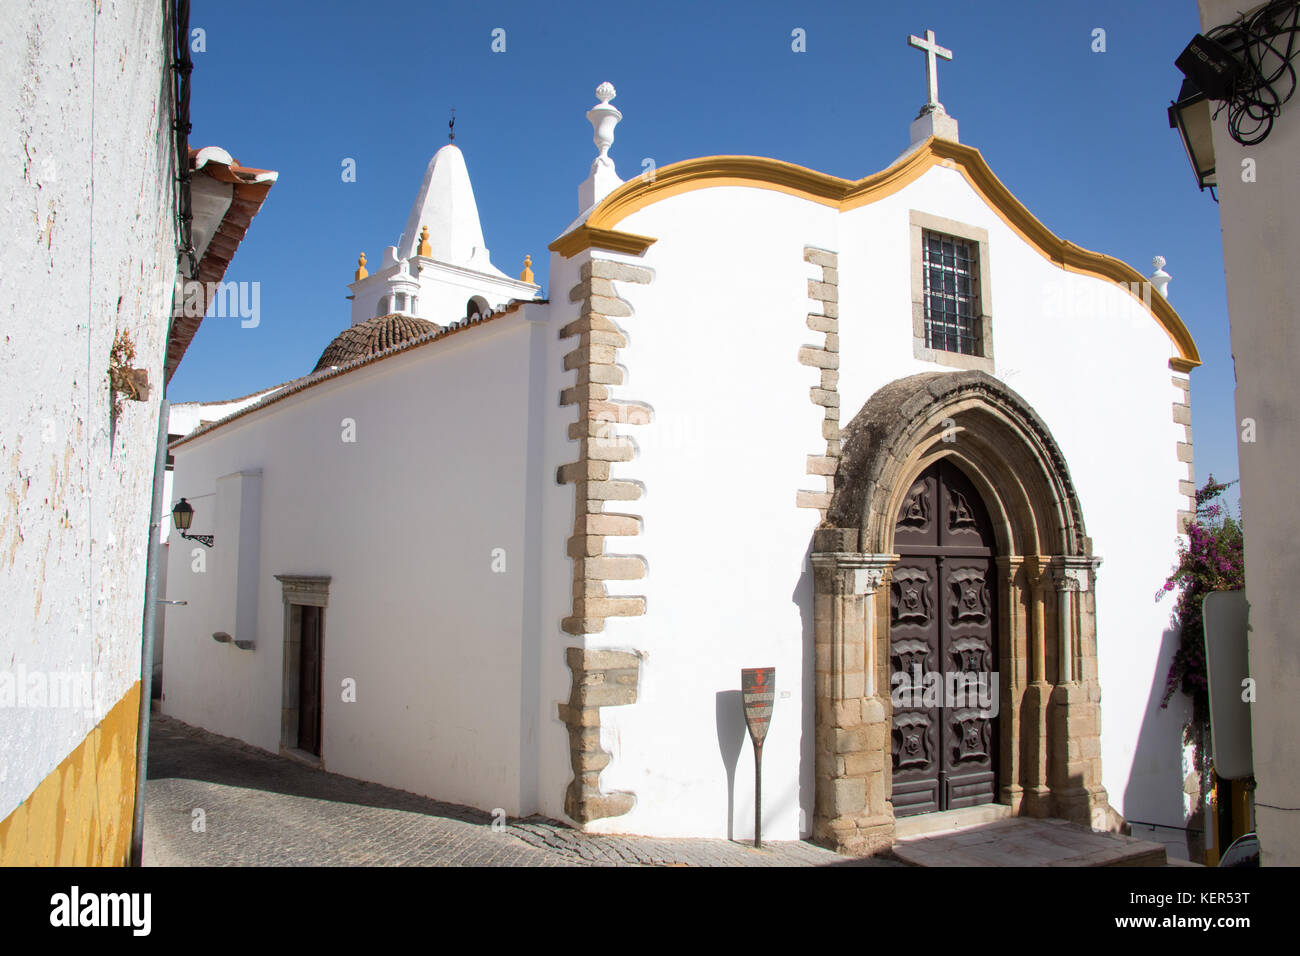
[
  {"x1": 811, "y1": 552, "x2": 898, "y2": 594},
  {"x1": 1053, "y1": 555, "x2": 1101, "y2": 592}
]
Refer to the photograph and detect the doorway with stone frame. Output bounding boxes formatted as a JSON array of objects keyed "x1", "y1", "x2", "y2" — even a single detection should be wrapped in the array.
[
  {"x1": 275, "y1": 574, "x2": 331, "y2": 766},
  {"x1": 810, "y1": 371, "x2": 1121, "y2": 857}
]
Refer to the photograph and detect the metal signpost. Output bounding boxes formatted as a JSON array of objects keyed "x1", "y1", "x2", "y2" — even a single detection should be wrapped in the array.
[{"x1": 741, "y1": 666, "x2": 776, "y2": 848}]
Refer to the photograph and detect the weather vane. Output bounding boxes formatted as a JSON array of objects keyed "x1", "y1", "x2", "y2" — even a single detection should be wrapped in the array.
[{"x1": 449, "y1": 107, "x2": 455, "y2": 142}]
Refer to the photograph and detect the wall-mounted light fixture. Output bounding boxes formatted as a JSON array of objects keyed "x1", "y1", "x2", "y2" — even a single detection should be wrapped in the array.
[
  {"x1": 1169, "y1": 77, "x2": 1218, "y2": 192},
  {"x1": 1170, "y1": 3, "x2": 1300, "y2": 194},
  {"x1": 171, "y1": 498, "x2": 214, "y2": 548}
]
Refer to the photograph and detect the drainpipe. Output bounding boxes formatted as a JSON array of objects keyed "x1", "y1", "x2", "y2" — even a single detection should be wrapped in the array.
[
  {"x1": 130, "y1": 0, "x2": 191, "y2": 865},
  {"x1": 130, "y1": 396, "x2": 169, "y2": 866}
]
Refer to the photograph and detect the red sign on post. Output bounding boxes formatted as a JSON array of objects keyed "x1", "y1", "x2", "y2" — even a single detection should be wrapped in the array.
[
  {"x1": 741, "y1": 667, "x2": 775, "y2": 745},
  {"x1": 741, "y1": 667, "x2": 775, "y2": 848}
]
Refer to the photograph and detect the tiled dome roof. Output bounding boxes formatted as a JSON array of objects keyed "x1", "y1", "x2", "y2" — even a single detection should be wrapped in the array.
[{"x1": 313, "y1": 313, "x2": 438, "y2": 372}]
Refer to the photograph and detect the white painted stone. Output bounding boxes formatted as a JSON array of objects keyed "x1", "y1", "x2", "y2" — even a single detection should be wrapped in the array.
[
  {"x1": 578, "y1": 82, "x2": 625, "y2": 212},
  {"x1": 397, "y1": 144, "x2": 488, "y2": 265},
  {"x1": 909, "y1": 107, "x2": 959, "y2": 146},
  {"x1": 1150, "y1": 256, "x2": 1171, "y2": 299}
]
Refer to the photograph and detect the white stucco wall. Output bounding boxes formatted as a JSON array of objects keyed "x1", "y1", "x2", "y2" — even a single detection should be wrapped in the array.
[
  {"x1": 163, "y1": 313, "x2": 552, "y2": 814},
  {"x1": 1200, "y1": 0, "x2": 1300, "y2": 868},
  {"x1": 0, "y1": 0, "x2": 175, "y2": 821},
  {"x1": 568, "y1": 159, "x2": 1193, "y2": 839},
  {"x1": 161, "y1": 387, "x2": 288, "y2": 547}
]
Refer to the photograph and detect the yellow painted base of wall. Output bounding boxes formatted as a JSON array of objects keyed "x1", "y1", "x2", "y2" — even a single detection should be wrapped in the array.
[{"x1": 0, "y1": 681, "x2": 141, "y2": 866}]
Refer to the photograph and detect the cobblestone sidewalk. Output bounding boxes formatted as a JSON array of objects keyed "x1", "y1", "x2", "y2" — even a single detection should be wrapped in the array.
[{"x1": 144, "y1": 714, "x2": 902, "y2": 867}]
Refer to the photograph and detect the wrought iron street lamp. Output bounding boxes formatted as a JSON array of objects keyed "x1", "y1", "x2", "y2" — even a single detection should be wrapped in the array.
[{"x1": 171, "y1": 498, "x2": 214, "y2": 548}]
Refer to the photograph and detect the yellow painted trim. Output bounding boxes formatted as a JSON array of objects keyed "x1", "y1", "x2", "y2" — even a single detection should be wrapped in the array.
[
  {"x1": 547, "y1": 225, "x2": 657, "y2": 259},
  {"x1": 0, "y1": 681, "x2": 141, "y2": 866},
  {"x1": 572, "y1": 138, "x2": 1200, "y2": 370}
]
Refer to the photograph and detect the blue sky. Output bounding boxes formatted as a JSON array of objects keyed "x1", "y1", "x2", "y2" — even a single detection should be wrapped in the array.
[{"x1": 174, "y1": 0, "x2": 1239, "y2": 511}]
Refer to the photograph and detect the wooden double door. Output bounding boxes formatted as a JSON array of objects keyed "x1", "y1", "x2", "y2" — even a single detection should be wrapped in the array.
[{"x1": 889, "y1": 460, "x2": 999, "y2": 817}]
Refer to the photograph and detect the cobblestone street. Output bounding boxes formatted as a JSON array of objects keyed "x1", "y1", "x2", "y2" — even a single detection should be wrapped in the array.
[{"x1": 143, "y1": 714, "x2": 902, "y2": 867}]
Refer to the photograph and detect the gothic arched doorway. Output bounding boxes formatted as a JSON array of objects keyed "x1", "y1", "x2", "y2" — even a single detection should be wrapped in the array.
[
  {"x1": 810, "y1": 370, "x2": 1122, "y2": 857},
  {"x1": 890, "y1": 459, "x2": 998, "y2": 816}
]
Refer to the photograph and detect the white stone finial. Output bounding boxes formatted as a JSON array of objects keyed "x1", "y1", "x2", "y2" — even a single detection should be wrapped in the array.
[
  {"x1": 579, "y1": 81, "x2": 625, "y2": 212},
  {"x1": 1150, "y1": 255, "x2": 1171, "y2": 299},
  {"x1": 588, "y1": 81, "x2": 622, "y2": 168}
]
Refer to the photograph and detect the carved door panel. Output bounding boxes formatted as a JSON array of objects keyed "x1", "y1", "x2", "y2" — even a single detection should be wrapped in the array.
[
  {"x1": 890, "y1": 460, "x2": 998, "y2": 816},
  {"x1": 941, "y1": 554, "x2": 997, "y2": 809},
  {"x1": 890, "y1": 555, "x2": 942, "y2": 815}
]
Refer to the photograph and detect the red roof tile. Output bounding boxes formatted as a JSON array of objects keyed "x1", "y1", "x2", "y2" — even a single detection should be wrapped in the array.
[{"x1": 165, "y1": 147, "x2": 278, "y2": 384}]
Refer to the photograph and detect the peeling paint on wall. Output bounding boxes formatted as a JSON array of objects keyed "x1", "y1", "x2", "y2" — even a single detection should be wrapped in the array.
[{"x1": 0, "y1": 0, "x2": 178, "y2": 860}]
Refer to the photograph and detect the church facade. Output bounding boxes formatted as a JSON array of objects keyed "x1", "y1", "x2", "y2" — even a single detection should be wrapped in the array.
[{"x1": 162, "y1": 62, "x2": 1200, "y2": 853}]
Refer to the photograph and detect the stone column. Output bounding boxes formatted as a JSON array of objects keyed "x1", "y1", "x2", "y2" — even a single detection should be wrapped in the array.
[
  {"x1": 1021, "y1": 555, "x2": 1053, "y2": 817},
  {"x1": 811, "y1": 529, "x2": 897, "y2": 856},
  {"x1": 995, "y1": 555, "x2": 1025, "y2": 813},
  {"x1": 1048, "y1": 556, "x2": 1113, "y2": 827}
]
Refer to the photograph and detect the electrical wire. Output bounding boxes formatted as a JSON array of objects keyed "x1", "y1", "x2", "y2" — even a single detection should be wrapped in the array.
[
  {"x1": 173, "y1": 0, "x2": 196, "y2": 279},
  {"x1": 1206, "y1": 0, "x2": 1300, "y2": 145}
]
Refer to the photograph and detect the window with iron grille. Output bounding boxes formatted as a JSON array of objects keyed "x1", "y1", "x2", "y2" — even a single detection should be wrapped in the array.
[{"x1": 922, "y1": 230, "x2": 981, "y2": 355}]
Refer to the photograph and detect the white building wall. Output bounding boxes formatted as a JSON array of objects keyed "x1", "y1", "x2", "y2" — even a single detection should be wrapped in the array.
[
  {"x1": 0, "y1": 0, "x2": 176, "y2": 828},
  {"x1": 570, "y1": 164, "x2": 1192, "y2": 838},
  {"x1": 162, "y1": 388, "x2": 287, "y2": 547},
  {"x1": 164, "y1": 316, "x2": 543, "y2": 814},
  {"x1": 576, "y1": 189, "x2": 839, "y2": 840},
  {"x1": 1200, "y1": 0, "x2": 1300, "y2": 868}
]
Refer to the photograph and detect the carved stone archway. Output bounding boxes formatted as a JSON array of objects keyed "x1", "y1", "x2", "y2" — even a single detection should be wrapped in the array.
[{"x1": 811, "y1": 371, "x2": 1119, "y2": 856}]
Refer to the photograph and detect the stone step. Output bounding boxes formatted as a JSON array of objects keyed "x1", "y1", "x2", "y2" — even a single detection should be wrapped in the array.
[
  {"x1": 894, "y1": 803, "x2": 1012, "y2": 839},
  {"x1": 892, "y1": 815, "x2": 1169, "y2": 867}
]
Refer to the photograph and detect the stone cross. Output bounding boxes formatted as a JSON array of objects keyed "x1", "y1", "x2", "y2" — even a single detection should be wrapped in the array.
[{"x1": 908, "y1": 29, "x2": 953, "y2": 110}]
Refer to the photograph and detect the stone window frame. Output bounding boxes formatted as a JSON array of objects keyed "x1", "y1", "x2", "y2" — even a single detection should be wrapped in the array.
[
  {"x1": 274, "y1": 574, "x2": 331, "y2": 768},
  {"x1": 910, "y1": 210, "x2": 995, "y2": 372}
]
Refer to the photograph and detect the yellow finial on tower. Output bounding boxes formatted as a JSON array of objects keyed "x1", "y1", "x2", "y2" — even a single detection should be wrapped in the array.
[
  {"x1": 355, "y1": 252, "x2": 368, "y2": 280},
  {"x1": 520, "y1": 254, "x2": 534, "y2": 283},
  {"x1": 418, "y1": 225, "x2": 432, "y2": 257}
]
